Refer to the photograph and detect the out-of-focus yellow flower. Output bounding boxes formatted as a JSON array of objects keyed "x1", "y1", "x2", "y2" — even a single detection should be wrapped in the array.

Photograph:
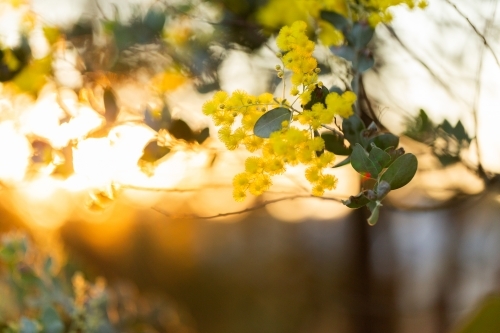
[
  {"x1": 151, "y1": 71, "x2": 188, "y2": 93},
  {"x1": 318, "y1": 20, "x2": 344, "y2": 47}
]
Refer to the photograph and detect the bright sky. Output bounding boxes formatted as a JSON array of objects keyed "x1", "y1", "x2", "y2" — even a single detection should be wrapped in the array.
[{"x1": 368, "y1": 0, "x2": 500, "y2": 172}]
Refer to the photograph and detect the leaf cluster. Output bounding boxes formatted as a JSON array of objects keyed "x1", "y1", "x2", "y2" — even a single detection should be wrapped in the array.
[
  {"x1": 0, "y1": 232, "x2": 193, "y2": 333},
  {"x1": 404, "y1": 109, "x2": 472, "y2": 167}
]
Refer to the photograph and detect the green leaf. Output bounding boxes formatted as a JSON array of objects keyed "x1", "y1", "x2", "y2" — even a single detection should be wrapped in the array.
[
  {"x1": 453, "y1": 120, "x2": 471, "y2": 143},
  {"x1": 385, "y1": 147, "x2": 405, "y2": 166},
  {"x1": 331, "y1": 45, "x2": 355, "y2": 62},
  {"x1": 303, "y1": 85, "x2": 330, "y2": 110},
  {"x1": 380, "y1": 153, "x2": 418, "y2": 190},
  {"x1": 332, "y1": 156, "x2": 350, "y2": 168},
  {"x1": 320, "y1": 11, "x2": 350, "y2": 31},
  {"x1": 351, "y1": 143, "x2": 379, "y2": 178},
  {"x1": 404, "y1": 109, "x2": 435, "y2": 144},
  {"x1": 253, "y1": 107, "x2": 291, "y2": 138},
  {"x1": 342, "y1": 191, "x2": 370, "y2": 208},
  {"x1": 103, "y1": 88, "x2": 119, "y2": 125},
  {"x1": 437, "y1": 153, "x2": 460, "y2": 166},
  {"x1": 370, "y1": 133, "x2": 399, "y2": 150},
  {"x1": 440, "y1": 119, "x2": 453, "y2": 134},
  {"x1": 20, "y1": 317, "x2": 38, "y2": 333},
  {"x1": 342, "y1": 114, "x2": 365, "y2": 145},
  {"x1": 41, "y1": 307, "x2": 64, "y2": 333},
  {"x1": 368, "y1": 145, "x2": 391, "y2": 170},
  {"x1": 348, "y1": 23, "x2": 374, "y2": 49},
  {"x1": 329, "y1": 85, "x2": 344, "y2": 94},
  {"x1": 367, "y1": 202, "x2": 380, "y2": 226},
  {"x1": 356, "y1": 52, "x2": 374, "y2": 72},
  {"x1": 196, "y1": 127, "x2": 210, "y2": 144},
  {"x1": 144, "y1": 8, "x2": 166, "y2": 32},
  {"x1": 376, "y1": 180, "x2": 391, "y2": 200},
  {"x1": 321, "y1": 132, "x2": 351, "y2": 155}
]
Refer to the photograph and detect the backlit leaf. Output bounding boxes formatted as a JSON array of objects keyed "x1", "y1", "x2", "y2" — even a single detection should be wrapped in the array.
[{"x1": 379, "y1": 153, "x2": 418, "y2": 190}]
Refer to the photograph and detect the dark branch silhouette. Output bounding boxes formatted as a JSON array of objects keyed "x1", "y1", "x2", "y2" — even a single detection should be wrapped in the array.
[
  {"x1": 152, "y1": 194, "x2": 345, "y2": 220},
  {"x1": 445, "y1": 0, "x2": 500, "y2": 68}
]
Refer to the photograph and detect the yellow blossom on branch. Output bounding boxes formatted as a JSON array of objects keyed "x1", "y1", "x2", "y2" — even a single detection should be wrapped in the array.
[{"x1": 203, "y1": 20, "x2": 360, "y2": 201}]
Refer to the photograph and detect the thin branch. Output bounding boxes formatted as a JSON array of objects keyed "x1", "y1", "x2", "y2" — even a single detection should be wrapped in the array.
[
  {"x1": 382, "y1": 24, "x2": 460, "y2": 100},
  {"x1": 152, "y1": 194, "x2": 345, "y2": 220},
  {"x1": 444, "y1": 0, "x2": 500, "y2": 68},
  {"x1": 358, "y1": 76, "x2": 387, "y2": 130},
  {"x1": 120, "y1": 184, "x2": 204, "y2": 192},
  {"x1": 470, "y1": 0, "x2": 497, "y2": 179}
]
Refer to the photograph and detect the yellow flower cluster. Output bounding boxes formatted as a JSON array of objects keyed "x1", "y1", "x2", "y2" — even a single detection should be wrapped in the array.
[
  {"x1": 298, "y1": 90, "x2": 357, "y2": 129},
  {"x1": 276, "y1": 21, "x2": 318, "y2": 90},
  {"x1": 364, "y1": 0, "x2": 428, "y2": 26},
  {"x1": 257, "y1": 0, "x2": 427, "y2": 45},
  {"x1": 203, "y1": 21, "x2": 358, "y2": 201},
  {"x1": 257, "y1": 0, "x2": 348, "y2": 35},
  {"x1": 202, "y1": 90, "x2": 278, "y2": 151},
  {"x1": 232, "y1": 128, "x2": 338, "y2": 201}
]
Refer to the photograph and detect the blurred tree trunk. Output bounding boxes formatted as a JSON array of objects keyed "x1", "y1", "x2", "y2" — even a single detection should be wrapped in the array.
[{"x1": 348, "y1": 207, "x2": 397, "y2": 333}]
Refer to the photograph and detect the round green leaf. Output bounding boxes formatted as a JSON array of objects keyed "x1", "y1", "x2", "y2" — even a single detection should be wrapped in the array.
[
  {"x1": 144, "y1": 8, "x2": 166, "y2": 32},
  {"x1": 370, "y1": 133, "x2": 399, "y2": 150},
  {"x1": 253, "y1": 107, "x2": 291, "y2": 138},
  {"x1": 321, "y1": 132, "x2": 351, "y2": 155},
  {"x1": 320, "y1": 10, "x2": 350, "y2": 31},
  {"x1": 348, "y1": 23, "x2": 374, "y2": 49},
  {"x1": 379, "y1": 153, "x2": 418, "y2": 190},
  {"x1": 342, "y1": 114, "x2": 365, "y2": 145},
  {"x1": 351, "y1": 143, "x2": 379, "y2": 178},
  {"x1": 368, "y1": 145, "x2": 391, "y2": 170},
  {"x1": 356, "y1": 53, "x2": 374, "y2": 72}
]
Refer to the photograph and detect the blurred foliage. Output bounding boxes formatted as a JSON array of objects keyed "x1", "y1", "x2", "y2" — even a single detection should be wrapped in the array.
[
  {"x1": 453, "y1": 295, "x2": 500, "y2": 333},
  {"x1": 404, "y1": 109, "x2": 473, "y2": 167},
  {"x1": 0, "y1": 232, "x2": 194, "y2": 333}
]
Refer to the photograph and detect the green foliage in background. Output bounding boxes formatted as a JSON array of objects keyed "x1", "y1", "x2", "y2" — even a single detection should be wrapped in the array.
[{"x1": 0, "y1": 232, "x2": 192, "y2": 333}]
